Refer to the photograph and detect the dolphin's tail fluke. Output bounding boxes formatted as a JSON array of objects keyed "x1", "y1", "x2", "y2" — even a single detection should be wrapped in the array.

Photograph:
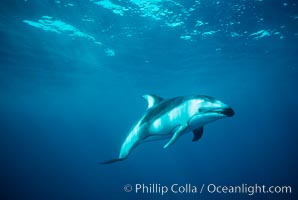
[{"x1": 100, "y1": 158, "x2": 125, "y2": 164}]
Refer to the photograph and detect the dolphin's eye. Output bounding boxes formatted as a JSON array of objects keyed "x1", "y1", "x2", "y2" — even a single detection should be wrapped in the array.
[{"x1": 198, "y1": 108, "x2": 207, "y2": 113}]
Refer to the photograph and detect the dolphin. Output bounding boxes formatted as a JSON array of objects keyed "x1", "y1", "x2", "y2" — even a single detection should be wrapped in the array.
[{"x1": 101, "y1": 94, "x2": 234, "y2": 164}]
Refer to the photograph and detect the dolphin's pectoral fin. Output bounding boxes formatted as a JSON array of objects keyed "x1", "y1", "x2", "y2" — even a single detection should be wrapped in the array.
[
  {"x1": 163, "y1": 125, "x2": 187, "y2": 149},
  {"x1": 142, "y1": 94, "x2": 164, "y2": 109},
  {"x1": 192, "y1": 127, "x2": 204, "y2": 142}
]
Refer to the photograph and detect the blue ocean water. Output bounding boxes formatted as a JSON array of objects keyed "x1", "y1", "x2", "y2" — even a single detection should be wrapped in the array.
[{"x1": 0, "y1": 0, "x2": 297, "y2": 199}]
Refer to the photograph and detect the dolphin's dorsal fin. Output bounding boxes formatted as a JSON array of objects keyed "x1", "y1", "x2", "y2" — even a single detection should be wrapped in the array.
[
  {"x1": 192, "y1": 127, "x2": 204, "y2": 142},
  {"x1": 142, "y1": 94, "x2": 164, "y2": 109}
]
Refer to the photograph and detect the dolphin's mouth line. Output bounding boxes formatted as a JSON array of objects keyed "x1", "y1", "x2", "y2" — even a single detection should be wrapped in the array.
[{"x1": 207, "y1": 108, "x2": 235, "y2": 117}]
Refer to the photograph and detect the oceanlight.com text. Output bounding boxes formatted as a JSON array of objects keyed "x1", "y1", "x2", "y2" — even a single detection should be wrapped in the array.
[{"x1": 123, "y1": 183, "x2": 292, "y2": 196}]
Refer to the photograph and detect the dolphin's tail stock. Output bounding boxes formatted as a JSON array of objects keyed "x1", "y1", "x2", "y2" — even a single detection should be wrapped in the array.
[{"x1": 100, "y1": 158, "x2": 125, "y2": 164}]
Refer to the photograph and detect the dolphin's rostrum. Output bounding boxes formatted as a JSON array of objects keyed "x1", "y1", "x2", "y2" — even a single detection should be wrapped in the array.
[{"x1": 101, "y1": 94, "x2": 234, "y2": 164}]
